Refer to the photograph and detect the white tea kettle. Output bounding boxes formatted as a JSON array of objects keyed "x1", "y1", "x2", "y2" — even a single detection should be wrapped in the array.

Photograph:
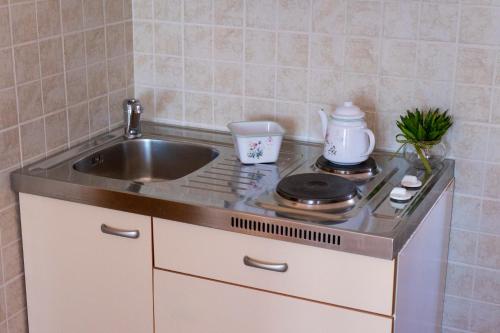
[{"x1": 318, "y1": 102, "x2": 375, "y2": 165}]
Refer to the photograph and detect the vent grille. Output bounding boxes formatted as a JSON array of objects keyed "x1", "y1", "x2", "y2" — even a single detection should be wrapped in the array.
[{"x1": 230, "y1": 217, "x2": 341, "y2": 246}]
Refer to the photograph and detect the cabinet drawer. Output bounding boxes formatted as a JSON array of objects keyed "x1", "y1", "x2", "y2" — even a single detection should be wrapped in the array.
[
  {"x1": 153, "y1": 219, "x2": 395, "y2": 315},
  {"x1": 154, "y1": 269, "x2": 392, "y2": 333}
]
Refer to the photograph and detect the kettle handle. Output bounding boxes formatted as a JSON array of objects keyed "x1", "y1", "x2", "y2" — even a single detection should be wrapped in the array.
[{"x1": 362, "y1": 129, "x2": 376, "y2": 156}]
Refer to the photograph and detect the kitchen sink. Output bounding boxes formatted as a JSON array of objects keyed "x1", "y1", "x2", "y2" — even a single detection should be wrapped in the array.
[{"x1": 73, "y1": 138, "x2": 219, "y2": 182}]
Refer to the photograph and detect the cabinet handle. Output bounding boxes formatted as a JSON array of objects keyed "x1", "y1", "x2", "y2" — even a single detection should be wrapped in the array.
[
  {"x1": 243, "y1": 256, "x2": 288, "y2": 273},
  {"x1": 101, "y1": 224, "x2": 140, "y2": 239}
]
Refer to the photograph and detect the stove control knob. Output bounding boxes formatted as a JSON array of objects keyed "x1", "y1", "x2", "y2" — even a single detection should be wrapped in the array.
[
  {"x1": 401, "y1": 175, "x2": 422, "y2": 190},
  {"x1": 390, "y1": 187, "x2": 412, "y2": 203}
]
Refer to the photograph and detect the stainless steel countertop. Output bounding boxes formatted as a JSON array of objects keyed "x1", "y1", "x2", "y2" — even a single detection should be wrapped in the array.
[{"x1": 11, "y1": 122, "x2": 455, "y2": 259}]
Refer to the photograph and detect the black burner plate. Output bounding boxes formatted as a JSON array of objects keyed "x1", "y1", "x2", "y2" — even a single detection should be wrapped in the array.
[
  {"x1": 276, "y1": 173, "x2": 357, "y2": 205},
  {"x1": 315, "y1": 156, "x2": 378, "y2": 175}
]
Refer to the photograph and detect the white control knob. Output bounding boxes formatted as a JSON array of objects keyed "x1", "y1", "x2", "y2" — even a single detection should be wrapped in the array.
[
  {"x1": 390, "y1": 187, "x2": 412, "y2": 203},
  {"x1": 401, "y1": 175, "x2": 422, "y2": 189}
]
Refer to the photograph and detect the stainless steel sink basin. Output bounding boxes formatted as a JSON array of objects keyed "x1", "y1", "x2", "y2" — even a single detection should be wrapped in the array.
[{"x1": 73, "y1": 138, "x2": 219, "y2": 182}]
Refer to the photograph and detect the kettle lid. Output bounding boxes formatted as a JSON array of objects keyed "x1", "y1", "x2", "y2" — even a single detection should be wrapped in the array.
[{"x1": 333, "y1": 102, "x2": 365, "y2": 120}]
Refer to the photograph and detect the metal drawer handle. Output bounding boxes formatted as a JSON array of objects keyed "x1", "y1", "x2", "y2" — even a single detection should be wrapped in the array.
[
  {"x1": 243, "y1": 256, "x2": 288, "y2": 273},
  {"x1": 101, "y1": 224, "x2": 140, "y2": 239}
]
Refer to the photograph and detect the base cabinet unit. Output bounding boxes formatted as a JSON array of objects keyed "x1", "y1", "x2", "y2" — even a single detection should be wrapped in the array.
[
  {"x1": 154, "y1": 269, "x2": 393, "y2": 333},
  {"x1": 19, "y1": 194, "x2": 154, "y2": 333}
]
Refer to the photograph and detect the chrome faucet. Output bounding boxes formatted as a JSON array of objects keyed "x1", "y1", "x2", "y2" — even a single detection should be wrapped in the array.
[{"x1": 123, "y1": 99, "x2": 143, "y2": 139}]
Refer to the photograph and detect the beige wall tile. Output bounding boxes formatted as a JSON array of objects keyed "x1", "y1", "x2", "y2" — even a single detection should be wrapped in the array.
[
  {"x1": 155, "y1": 55, "x2": 183, "y2": 88},
  {"x1": 108, "y1": 56, "x2": 126, "y2": 91},
  {"x1": 0, "y1": 206, "x2": 21, "y2": 246},
  {"x1": 156, "y1": 89, "x2": 183, "y2": 120},
  {"x1": 453, "y1": 85, "x2": 491, "y2": 122},
  {"x1": 61, "y1": 0, "x2": 84, "y2": 33},
  {"x1": 66, "y1": 68, "x2": 88, "y2": 106},
  {"x1": 45, "y1": 110, "x2": 68, "y2": 150},
  {"x1": 17, "y1": 80, "x2": 43, "y2": 122},
  {"x1": 184, "y1": 58, "x2": 212, "y2": 91},
  {"x1": 456, "y1": 46, "x2": 496, "y2": 85},
  {"x1": 452, "y1": 194, "x2": 480, "y2": 231},
  {"x1": 105, "y1": 0, "x2": 124, "y2": 23},
  {"x1": 469, "y1": 301, "x2": 500, "y2": 333},
  {"x1": 68, "y1": 103, "x2": 90, "y2": 141},
  {"x1": 244, "y1": 97, "x2": 275, "y2": 121},
  {"x1": 473, "y1": 268, "x2": 500, "y2": 303},
  {"x1": 477, "y1": 234, "x2": 500, "y2": 269},
  {"x1": 245, "y1": 29, "x2": 275, "y2": 65},
  {"x1": 310, "y1": 34, "x2": 344, "y2": 70},
  {"x1": 343, "y1": 73, "x2": 377, "y2": 112},
  {"x1": 277, "y1": 33, "x2": 308, "y2": 67},
  {"x1": 89, "y1": 96, "x2": 109, "y2": 132},
  {"x1": 37, "y1": 0, "x2": 61, "y2": 38},
  {"x1": 0, "y1": 48, "x2": 14, "y2": 89},
  {"x1": 214, "y1": 0, "x2": 243, "y2": 26},
  {"x1": 381, "y1": 40, "x2": 416, "y2": 78},
  {"x1": 14, "y1": 43, "x2": 40, "y2": 84},
  {"x1": 185, "y1": 0, "x2": 213, "y2": 24},
  {"x1": 246, "y1": 0, "x2": 275, "y2": 29},
  {"x1": 277, "y1": 0, "x2": 310, "y2": 32},
  {"x1": 0, "y1": 288, "x2": 5, "y2": 323},
  {"x1": 483, "y1": 163, "x2": 500, "y2": 198},
  {"x1": 449, "y1": 122, "x2": 488, "y2": 160},
  {"x1": 309, "y1": 70, "x2": 343, "y2": 105},
  {"x1": 64, "y1": 33, "x2": 86, "y2": 71},
  {"x1": 414, "y1": 80, "x2": 453, "y2": 110},
  {"x1": 214, "y1": 95, "x2": 242, "y2": 127},
  {"x1": 312, "y1": 0, "x2": 345, "y2": 34},
  {"x1": 2, "y1": 240, "x2": 23, "y2": 281},
  {"x1": 276, "y1": 68, "x2": 307, "y2": 101},
  {"x1": 347, "y1": 1, "x2": 381, "y2": 37},
  {"x1": 42, "y1": 74, "x2": 66, "y2": 113},
  {"x1": 0, "y1": 7, "x2": 11, "y2": 48},
  {"x1": 417, "y1": 42, "x2": 455, "y2": 81},
  {"x1": 106, "y1": 23, "x2": 126, "y2": 58},
  {"x1": 134, "y1": 54, "x2": 154, "y2": 84},
  {"x1": 0, "y1": 168, "x2": 17, "y2": 210},
  {"x1": 487, "y1": 127, "x2": 500, "y2": 163},
  {"x1": 383, "y1": 1, "x2": 419, "y2": 39},
  {"x1": 87, "y1": 62, "x2": 109, "y2": 98},
  {"x1": 214, "y1": 27, "x2": 243, "y2": 61},
  {"x1": 155, "y1": 22, "x2": 182, "y2": 55},
  {"x1": 481, "y1": 199, "x2": 500, "y2": 235},
  {"x1": 276, "y1": 101, "x2": 307, "y2": 137},
  {"x1": 185, "y1": 92, "x2": 213, "y2": 124},
  {"x1": 454, "y1": 159, "x2": 485, "y2": 196},
  {"x1": 154, "y1": 0, "x2": 181, "y2": 21},
  {"x1": 344, "y1": 37, "x2": 379, "y2": 74},
  {"x1": 214, "y1": 61, "x2": 242, "y2": 94},
  {"x1": 378, "y1": 77, "x2": 414, "y2": 113},
  {"x1": 460, "y1": 6, "x2": 500, "y2": 45},
  {"x1": 445, "y1": 263, "x2": 474, "y2": 298},
  {"x1": 5, "y1": 276, "x2": 25, "y2": 317},
  {"x1": 133, "y1": 0, "x2": 152, "y2": 19},
  {"x1": 133, "y1": 22, "x2": 153, "y2": 53},
  {"x1": 39, "y1": 37, "x2": 64, "y2": 77},
  {"x1": 109, "y1": 89, "x2": 128, "y2": 124},
  {"x1": 442, "y1": 296, "x2": 471, "y2": 330},
  {"x1": 492, "y1": 88, "x2": 500, "y2": 123},
  {"x1": 184, "y1": 25, "x2": 212, "y2": 58},
  {"x1": 420, "y1": 3, "x2": 459, "y2": 42},
  {"x1": 84, "y1": 0, "x2": 105, "y2": 28},
  {"x1": 20, "y1": 119, "x2": 45, "y2": 161},
  {"x1": 0, "y1": 128, "x2": 20, "y2": 171},
  {"x1": 11, "y1": 3, "x2": 37, "y2": 44},
  {"x1": 0, "y1": 88, "x2": 17, "y2": 130},
  {"x1": 85, "y1": 28, "x2": 106, "y2": 64},
  {"x1": 449, "y1": 228, "x2": 478, "y2": 265},
  {"x1": 7, "y1": 309, "x2": 28, "y2": 333},
  {"x1": 245, "y1": 64, "x2": 275, "y2": 98}
]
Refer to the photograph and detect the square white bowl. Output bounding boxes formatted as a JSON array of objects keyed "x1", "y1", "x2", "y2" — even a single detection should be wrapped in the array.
[{"x1": 227, "y1": 121, "x2": 285, "y2": 164}]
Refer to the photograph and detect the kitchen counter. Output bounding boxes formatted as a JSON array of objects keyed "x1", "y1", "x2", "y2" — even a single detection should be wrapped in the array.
[{"x1": 11, "y1": 121, "x2": 454, "y2": 259}]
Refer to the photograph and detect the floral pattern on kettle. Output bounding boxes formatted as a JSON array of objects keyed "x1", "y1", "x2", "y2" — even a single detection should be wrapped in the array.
[
  {"x1": 247, "y1": 137, "x2": 273, "y2": 159},
  {"x1": 325, "y1": 134, "x2": 337, "y2": 156}
]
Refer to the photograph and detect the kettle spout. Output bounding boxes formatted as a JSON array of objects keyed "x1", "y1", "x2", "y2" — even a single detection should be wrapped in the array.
[{"x1": 317, "y1": 108, "x2": 328, "y2": 139}]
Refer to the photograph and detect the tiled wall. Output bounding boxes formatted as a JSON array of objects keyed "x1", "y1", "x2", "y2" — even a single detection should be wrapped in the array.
[
  {"x1": 132, "y1": 0, "x2": 500, "y2": 332},
  {"x1": 0, "y1": 0, "x2": 133, "y2": 331}
]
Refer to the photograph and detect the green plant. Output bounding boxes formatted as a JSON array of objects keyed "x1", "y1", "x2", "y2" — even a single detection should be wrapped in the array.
[{"x1": 396, "y1": 108, "x2": 453, "y2": 173}]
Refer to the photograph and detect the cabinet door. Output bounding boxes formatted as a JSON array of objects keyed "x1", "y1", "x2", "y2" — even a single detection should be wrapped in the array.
[
  {"x1": 154, "y1": 269, "x2": 393, "y2": 333},
  {"x1": 19, "y1": 194, "x2": 154, "y2": 333}
]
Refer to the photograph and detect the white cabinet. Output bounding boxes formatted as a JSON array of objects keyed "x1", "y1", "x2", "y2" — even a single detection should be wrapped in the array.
[
  {"x1": 19, "y1": 194, "x2": 154, "y2": 333},
  {"x1": 154, "y1": 269, "x2": 393, "y2": 333}
]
